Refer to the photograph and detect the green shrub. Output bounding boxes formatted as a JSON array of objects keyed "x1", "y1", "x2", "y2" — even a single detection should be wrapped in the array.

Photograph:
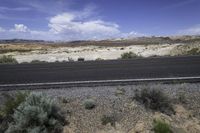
[
  {"x1": 0, "y1": 55, "x2": 18, "y2": 64},
  {"x1": 134, "y1": 88, "x2": 174, "y2": 115},
  {"x1": 153, "y1": 119, "x2": 172, "y2": 133},
  {"x1": 0, "y1": 49, "x2": 32, "y2": 54},
  {"x1": 0, "y1": 92, "x2": 28, "y2": 132},
  {"x1": 186, "y1": 48, "x2": 200, "y2": 55},
  {"x1": 101, "y1": 114, "x2": 117, "y2": 127},
  {"x1": 121, "y1": 52, "x2": 139, "y2": 59},
  {"x1": 5, "y1": 93, "x2": 67, "y2": 133},
  {"x1": 0, "y1": 92, "x2": 28, "y2": 117},
  {"x1": 83, "y1": 99, "x2": 96, "y2": 110}
]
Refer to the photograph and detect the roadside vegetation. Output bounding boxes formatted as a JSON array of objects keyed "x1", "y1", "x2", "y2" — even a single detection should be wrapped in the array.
[
  {"x1": 83, "y1": 99, "x2": 96, "y2": 110},
  {"x1": 0, "y1": 49, "x2": 32, "y2": 54},
  {"x1": 185, "y1": 48, "x2": 200, "y2": 55},
  {"x1": 121, "y1": 52, "x2": 140, "y2": 59},
  {"x1": 0, "y1": 92, "x2": 28, "y2": 132},
  {"x1": 101, "y1": 113, "x2": 117, "y2": 127},
  {"x1": 134, "y1": 88, "x2": 175, "y2": 115},
  {"x1": 0, "y1": 92, "x2": 67, "y2": 133},
  {"x1": 153, "y1": 119, "x2": 172, "y2": 133},
  {"x1": 30, "y1": 60, "x2": 48, "y2": 64},
  {"x1": 0, "y1": 55, "x2": 18, "y2": 64}
]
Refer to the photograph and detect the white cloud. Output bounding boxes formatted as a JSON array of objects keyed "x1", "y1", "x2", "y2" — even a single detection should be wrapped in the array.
[
  {"x1": 0, "y1": 6, "x2": 144, "y2": 41},
  {"x1": 48, "y1": 12, "x2": 120, "y2": 40},
  {"x1": 10, "y1": 24, "x2": 29, "y2": 32},
  {"x1": 179, "y1": 24, "x2": 200, "y2": 35}
]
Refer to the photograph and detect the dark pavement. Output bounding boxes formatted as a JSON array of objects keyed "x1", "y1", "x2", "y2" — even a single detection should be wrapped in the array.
[{"x1": 0, "y1": 56, "x2": 200, "y2": 84}]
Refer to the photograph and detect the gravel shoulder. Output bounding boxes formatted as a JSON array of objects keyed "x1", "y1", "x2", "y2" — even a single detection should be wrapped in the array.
[{"x1": 1, "y1": 83, "x2": 199, "y2": 133}]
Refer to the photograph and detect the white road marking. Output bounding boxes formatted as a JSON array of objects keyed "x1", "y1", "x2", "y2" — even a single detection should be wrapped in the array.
[{"x1": 0, "y1": 76, "x2": 200, "y2": 87}]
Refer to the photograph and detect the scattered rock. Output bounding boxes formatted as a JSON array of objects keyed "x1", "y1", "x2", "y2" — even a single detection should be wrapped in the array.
[{"x1": 115, "y1": 88, "x2": 126, "y2": 96}]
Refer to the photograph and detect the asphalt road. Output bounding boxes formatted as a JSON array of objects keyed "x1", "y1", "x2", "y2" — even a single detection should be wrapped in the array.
[{"x1": 0, "y1": 56, "x2": 200, "y2": 85}]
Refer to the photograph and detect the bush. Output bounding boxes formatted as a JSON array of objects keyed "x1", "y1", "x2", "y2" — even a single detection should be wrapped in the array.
[
  {"x1": 121, "y1": 52, "x2": 139, "y2": 59},
  {"x1": 134, "y1": 88, "x2": 174, "y2": 115},
  {"x1": 0, "y1": 92, "x2": 28, "y2": 117},
  {"x1": 0, "y1": 92, "x2": 28, "y2": 132},
  {"x1": 83, "y1": 99, "x2": 96, "y2": 110},
  {"x1": 0, "y1": 55, "x2": 18, "y2": 64},
  {"x1": 186, "y1": 48, "x2": 200, "y2": 55},
  {"x1": 101, "y1": 114, "x2": 117, "y2": 127},
  {"x1": 153, "y1": 119, "x2": 172, "y2": 133},
  {"x1": 5, "y1": 93, "x2": 67, "y2": 133}
]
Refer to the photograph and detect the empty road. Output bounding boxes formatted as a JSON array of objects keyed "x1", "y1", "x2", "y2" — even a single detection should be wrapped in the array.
[{"x1": 0, "y1": 56, "x2": 200, "y2": 85}]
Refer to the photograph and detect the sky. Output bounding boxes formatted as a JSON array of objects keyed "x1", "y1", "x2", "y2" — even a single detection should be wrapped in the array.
[{"x1": 0, "y1": 0, "x2": 200, "y2": 41}]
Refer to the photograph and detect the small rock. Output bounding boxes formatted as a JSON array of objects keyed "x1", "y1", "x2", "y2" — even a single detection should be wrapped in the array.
[{"x1": 115, "y1": 88, "x2": 126, "y2": 96}]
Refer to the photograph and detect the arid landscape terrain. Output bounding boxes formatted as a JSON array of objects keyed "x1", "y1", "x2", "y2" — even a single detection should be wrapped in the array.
[
  {"x1": 0, "y1": 36, "x2": 200, "y2": 133},
  {"x1": 0, "y1": 36, "x2": 200, "y2": 63},
  {"x1": 1, "y1": 0, "x2": 200, "y2": 133}
]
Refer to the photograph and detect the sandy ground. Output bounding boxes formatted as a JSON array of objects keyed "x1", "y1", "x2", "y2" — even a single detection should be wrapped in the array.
[
  {"x1": 1, "y1": 83, "x2": 200, "y2": 133},
  {"x1": 0, "y1": 43, "x2": 200, "y2": 63}
]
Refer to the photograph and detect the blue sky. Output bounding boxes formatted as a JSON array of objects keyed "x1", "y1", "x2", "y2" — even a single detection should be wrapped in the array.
[{"x1": 0, "y1": 0, "x2": 200, "y2": 40}]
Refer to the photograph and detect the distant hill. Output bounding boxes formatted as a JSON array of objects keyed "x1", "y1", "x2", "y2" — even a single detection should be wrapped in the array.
[
  {"x1": 0, "y1": 39, "x2": 53, "y2": 44},
  {"x1": 0, "y1": 35, "x2": 200, "y2": 47}
]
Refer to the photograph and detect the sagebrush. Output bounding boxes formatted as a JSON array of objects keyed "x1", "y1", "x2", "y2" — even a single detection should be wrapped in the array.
[
  {"x1": 83, "y1": 99, "x2": 96, "y2": 110},
  {"x1": 5, "y1": 93, "x2": 67, "y2": 133},
  {"x1": 0, "y1": 55, "x2": 18, "y2": 64},
  {"x1": 101, "y1": 114, "x2": 117, "y2": 127},
  {"x1": 121, "y1": 52, "x2": 139, "y2": 59},
  {"x1": 153, "y1": 119, "x2": 172, "y2": 133},
  {"x1": 0, "y1": 92, "x2": 28, "y2": 133},
  {"x1": 134, "y1": 88, "x2": 174, "y2": 115}
]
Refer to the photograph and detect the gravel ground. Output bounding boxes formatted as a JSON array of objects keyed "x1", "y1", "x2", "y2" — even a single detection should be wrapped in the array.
[{"x1": 0, "y1": 83, "x2": 200, "y2": 133}]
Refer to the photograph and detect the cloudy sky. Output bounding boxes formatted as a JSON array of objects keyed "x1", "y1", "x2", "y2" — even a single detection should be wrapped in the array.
[{"x1": 0, "y1": 0, "x2": 200, "y2": 41}]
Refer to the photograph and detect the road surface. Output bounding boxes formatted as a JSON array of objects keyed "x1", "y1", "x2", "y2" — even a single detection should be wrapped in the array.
[{"x1": 0, "y1": 56, "x2": 200, "y2": 85}]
